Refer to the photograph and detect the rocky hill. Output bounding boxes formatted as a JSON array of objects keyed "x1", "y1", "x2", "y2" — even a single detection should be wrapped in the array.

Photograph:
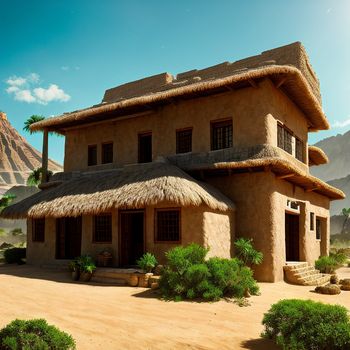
[
  {"x1": 311, "y1": 131, "x2": 350, "y2": 182},
  {"x1": 0, "y1": 111, "x2": 62, "y2": 193}
]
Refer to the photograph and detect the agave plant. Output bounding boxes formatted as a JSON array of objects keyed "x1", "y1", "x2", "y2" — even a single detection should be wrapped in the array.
[{"x1": 234, "y1": 238, "x2": 263, "y2": 266}]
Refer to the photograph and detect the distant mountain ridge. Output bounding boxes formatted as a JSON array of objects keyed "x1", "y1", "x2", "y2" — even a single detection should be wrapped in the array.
[
  {"x1": 0, "y1": 112, "x2": 62, "y2": 194},
  {"x1": 311, "y1": 130, "x2": 350, "y2": 182}
]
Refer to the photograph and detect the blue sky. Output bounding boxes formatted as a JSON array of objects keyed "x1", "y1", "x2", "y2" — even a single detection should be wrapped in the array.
[{"x1": 1, "y1": 0, "x2": 350, "y2": 164}]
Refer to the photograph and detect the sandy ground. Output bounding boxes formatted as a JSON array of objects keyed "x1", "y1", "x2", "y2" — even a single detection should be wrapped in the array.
[{"x1": 0, "y1": 266, "x2": 349, "y2": 350}]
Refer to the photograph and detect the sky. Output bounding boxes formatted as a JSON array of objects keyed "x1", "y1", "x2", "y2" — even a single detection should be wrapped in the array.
[{"x1": 1, "y1": 0, "x2": 350, "y2": 164}]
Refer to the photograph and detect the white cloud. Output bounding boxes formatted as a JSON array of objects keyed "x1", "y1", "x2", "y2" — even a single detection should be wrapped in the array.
[
  {"x1": 6, "y1": 76, "x2": 27, "y2": 87},
  {"x1": 333, "y1": 118, "x2": 350, "y2": 128},
  {"x1": 61, "y1": 66, "x2": 69, "y2": 71},
  {"x1": 5, "y1": 73, "x2": 70, "y2": 105},
  {"x1": 33, "y1": 84, "x2": 70, "y2": 104},
  {"x1": 14, "y1": 89, "x2": 36, "y2": 103}
]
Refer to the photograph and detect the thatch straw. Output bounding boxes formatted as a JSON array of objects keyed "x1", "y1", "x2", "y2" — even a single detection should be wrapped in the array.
[
  {"x1": 30, "y1": 42, "x2": 329, "y2": 133},
  {"x1": 1, "y1": 161, "x2": 234, "y2": 219},
  {"x1": 308, "y1": 146, "x2": 329, "y2": 166},
  {"x1": 168, "y1": 144, "x2": 344, "y2": 200}
]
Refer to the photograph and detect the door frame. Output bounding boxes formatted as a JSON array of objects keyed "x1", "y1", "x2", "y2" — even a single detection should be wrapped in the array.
[
  {"x1": 118, "y1": 209, "x2": 146, "y2": 266},
  {"x1": 285, "y1": 212, "x2": 300, "y2": 262}
]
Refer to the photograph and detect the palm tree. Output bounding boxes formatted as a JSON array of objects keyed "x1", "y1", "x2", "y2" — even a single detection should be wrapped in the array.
[
  {"x1": 0, "y1": 194, "x2": 16, "y2": 212},
  {"x1": 23, "y1": 115, "x2": 45, "y2": 134},
  {"x1": 27, "y1": 167, "x2": 53, "y2": 186},
  {"x1": 341, "y1": 208, "x2": 350, "y2": 234}
]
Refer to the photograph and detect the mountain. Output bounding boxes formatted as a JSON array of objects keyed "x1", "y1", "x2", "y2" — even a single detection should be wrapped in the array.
[
  {"x1": 0, "y1": 111, "x2": 62, "y2": 193},
  {"x1": 327, "y1": 175, "x2": 350, "y2": 216},
  {"x1": 311, "y1": 130, "x2": 350, "y2": 182}
]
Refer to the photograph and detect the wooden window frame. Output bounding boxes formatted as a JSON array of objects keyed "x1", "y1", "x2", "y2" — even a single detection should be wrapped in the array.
[
  {"x1": 310, "y1": 212, "x2": 315, "y2": 231},
  {"x1": 154, "y1": 208, "x2": 181, "y2": 243},
  {"x1": 176, "y1": 127, "x2": 193, "y2": 154},
  {"x1": 138, "y1": 131, "x2": 152, "y2": 163},
  {"x1": 316, "y1": 217, "x2": 322, "y2": 240},
  {"x1": 88, "y1": 144, "x2": 98, "y2": 166},
  {"x1": 32, "y1": 218, "x2": 45, "y2": 242},
  {"x1": 93, "y1": 213, "x2": 112, "y2": 243},
  {"x1": 101, "y1": 142, "x2": 114, "y2": 164},
  {"x1": 277, "y1": 122, "x2": 304, "y2": 163},
  {"x1": 295, "y1": 137, "x2": 304, "y2": 162},
  {"x1": 211, "y1": 118, "x2": 233, "y2": 151}
]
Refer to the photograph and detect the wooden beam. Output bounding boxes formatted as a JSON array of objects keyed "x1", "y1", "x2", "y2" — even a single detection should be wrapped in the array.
[
  {"x1": 248, "y1": 79, "x2": 258, "y2": 89},
  {"x1": 306, "y1": 187, "x2": 319, "y2": 192},
  {"x1": 277, "y1": 173, "x2": 294, "y2": 180},
  {"x1": 275, "y1": 76, "x2": 288, "y2": 89},
  {"x1": 41, "y1": 128, "x2": 49, "y2": 184}
]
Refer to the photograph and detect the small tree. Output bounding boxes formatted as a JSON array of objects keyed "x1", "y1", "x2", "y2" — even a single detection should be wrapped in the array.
[
  {"x1": 0, "y1": 194, "x2": 16, "y2": 211},
  {"x1": 341, "y1": 208, "x2": 350, "y2": 234},
  {"x1": 27, "y1": 167, "x2": 53, "y2": 186},
  {"x1": 23, "y1": 115, "x2": 45, "y2": 134}
]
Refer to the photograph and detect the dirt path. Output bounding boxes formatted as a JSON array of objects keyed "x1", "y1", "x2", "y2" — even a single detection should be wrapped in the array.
[{"x1": 0, "y1": 265, "x2": 349, "y2": 350}]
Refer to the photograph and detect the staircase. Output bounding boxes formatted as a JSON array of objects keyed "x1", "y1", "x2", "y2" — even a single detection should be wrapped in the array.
[{"x1": 284, "y1": 262, "x2": 330, "y2": 286}]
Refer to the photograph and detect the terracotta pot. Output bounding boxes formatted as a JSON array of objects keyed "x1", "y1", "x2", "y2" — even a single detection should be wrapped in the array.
[
  {"x1": 71, "y1": 270, "x2": 80, "y2": 281},
  {"x1": 80, "y1": 271, "x2": 92, "y2": 282},
  {"x1": 138, "y1": 273, "x2": 153, "y2": 287},
  {"x1": 128, "y1": 275, "x2": 139, "y2": 287}
]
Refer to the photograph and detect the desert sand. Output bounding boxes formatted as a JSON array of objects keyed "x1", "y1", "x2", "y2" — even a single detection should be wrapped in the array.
[{"x1": 0, "y1": 265, "x2": 349, "y2": 350}]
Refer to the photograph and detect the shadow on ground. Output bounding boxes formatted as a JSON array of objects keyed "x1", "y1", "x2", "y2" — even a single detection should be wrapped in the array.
[
  {"x1": 0, "y1": 264, "x2": 129, "y2": 287},
  {"x1": 240, "y1": 338, "x2": 280, "y2": 350}
]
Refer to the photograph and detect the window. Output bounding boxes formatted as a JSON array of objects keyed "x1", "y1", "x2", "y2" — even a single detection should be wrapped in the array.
[
  {"x1": 310, "y1": 212, "x2": 315, "y2": 231},
  {"x1": 211, "y1": 119, "x2": 233, "y2": 150},
  {"x1": 277, "y1": 123, "x2": 284, "y2": 149},
  {"x1": 138, "y1": 132, "x2": 152, "y2": 163},
  {"x1": 176, "y1": 128, "x2": 192, "y2": 154},
  {"x1": 32, "y1": 218, "x2": 45, "y2": 242},
  {"x1": 316, "y1": 218, "x2": 321, "y2": 240},
  {"x1": 88, "y1": 145, "x2": 97, "y2": 166},
  {"x1": 295, "y1": 137, "x2": 304, "y2": 162},
  {"x1": 283, "y1": 128, "x2": 293, "y2": 155},
  {"x1": 93, "y1": 214, "x2": 112, "y2": 243},
  {"x1": 102, "y1": 142, "x2": 113, "y2": 164},
  {"x1": 155, "y1": 209, "x2": 180, "y2": 242}
]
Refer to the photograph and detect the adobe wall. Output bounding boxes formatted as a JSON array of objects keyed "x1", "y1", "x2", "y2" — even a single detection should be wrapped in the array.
[
  {"x1": 205, "y1": 171, "x2": 330, "y2": 282},
  {"x1": 26, "y1": 205, "x2": 233, "y2": 267}
]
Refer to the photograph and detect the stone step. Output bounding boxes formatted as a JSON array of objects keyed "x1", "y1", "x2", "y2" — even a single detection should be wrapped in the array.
[
  {"x1": 284, "y1": 262, "x2": 330, "y2": 286},
  {"x1": 302, "y1": 275, "x2": 330, "y2": 286},
  {"x1": 294, "y1": 268, "x2": 320, "y2": 278},
  {"x1": 91, "y1": 276, "x2": 127, "y2": 285},
  {"x1": 284, "y1": 262, "x2": 309, "y2": 271}
]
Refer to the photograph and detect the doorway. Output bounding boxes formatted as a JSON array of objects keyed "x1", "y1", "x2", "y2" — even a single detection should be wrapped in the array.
[
  {"x1": 56, "y1": 217, "x2": 82, "y2": 259},
  {"x1": 285, "y1": 213, "x2": 300, "y2": 261},
  {"x1": 119, "y1": 211, "x2": 144, "y2": 266}
]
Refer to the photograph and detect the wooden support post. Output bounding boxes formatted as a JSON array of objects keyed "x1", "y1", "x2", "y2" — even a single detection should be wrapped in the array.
[
  {"x1": 277, "y1": 173, "x2": 294, "y2": 180},
  {"x1": 42, "y1": 129, "x2": 49, "y2": 183},
  {"x1": 248, "y1": 79, "x2": 258, "y2": 89},
  {"x1": 275, "y1": 76, "x2": 287, "y2": 89}
]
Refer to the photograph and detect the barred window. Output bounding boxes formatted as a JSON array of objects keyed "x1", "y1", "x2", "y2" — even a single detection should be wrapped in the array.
[
  {"x1": 102, "y1": 142, "x2": 113, "y2": 164},
  {"x1": 316, "y1": 218, "x2": 321, "y2": 240},
  {"x1": 277, "y1": 123, "x2": 284, "y2": 149},
  {"x1": 93, "y1": 214, "x2": 112, "y2": 243},
  {"x1": 155, "y1": 209, "x2": 180, "y2": 242},
  {"x1": 32, "y1": 218, "x2": 45, "y2": 242},
  {"x1": 211, "y1": 120, "x2": 233, "y2": 150},
  {"x1": 283, "y1": 128, "x2": 293, "y2": 155},
  {"x1": 310, "y1": 212, "x2": 315, "y2": 231},
  {"x1": 88, "y1": 145, "x2": 97, "y2": 166},
  {"x1": 295, "y1": 137, "x2": 303, "y2": 162},
  {"x1": 176, "y1": 128, "x2": 192, "y2": 154}
]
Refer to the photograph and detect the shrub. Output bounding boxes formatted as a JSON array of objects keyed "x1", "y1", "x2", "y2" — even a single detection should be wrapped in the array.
[
  {"x1": 330, "y1": 250, "x2": 348, "y2": 265},
  {"x1": 4, "y1": 247, "x2": 26, "y2": 264},
  {"x1": 76, "y1": 255, "x2": 96, "y2": 273},
  {"x1": 159, "y1": 243, "x2": 260, "y2": 301},
  {"x1": 315, "y1": 256, "x2": 341, "y2": 274},
  {"x1": 234, "y1": 238, "x2": 263, "y2": 265},
  {"x1": 0, "y1": 318, "x2": 76, "y2": 349},
  {"x1": 262, "y1": 299, "x2": 350, "y2": 350},
  {"x1": 137, "y1": 253, "x2": 158, "y2": 273}
]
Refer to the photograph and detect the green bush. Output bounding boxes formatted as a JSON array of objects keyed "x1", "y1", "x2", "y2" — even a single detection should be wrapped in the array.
[
  {"x1": 0, "y1": 319, "x2": 76, "y2": 349},
  {"x1": 137, "y1": 253, "x2": 158, "y2": 273},
  {"x1": 4, "y1": 248, "x2": 26, "y2": 264},
  {"x1": 315, "y1": 255, "x2": 341, "y2": 274},
  {"x1": 234, "y1": 238, "x2": 263, "y2": 265},
  {"x1": 159, "y1": 243, "x2": 260, "y2": 301},
  {"x1": 262, "y1": 299, "x2": 350, "y2": 350},
  {"x1": 330, "y1": 250, "x2": 348, "y2": 265},
  {"x1": 76, "y1": 255, "x2": 96, "y2": 273}
]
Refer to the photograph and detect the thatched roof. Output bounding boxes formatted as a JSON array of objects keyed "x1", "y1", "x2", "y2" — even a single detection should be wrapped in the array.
[
  {"x1": 30, "y1": 42, "x2": 328, "y2": 133},
  {"x1": 308, "y1": 146, "x2": 329, "y2": 166},
  {"x1": 1, "y1": 161, "x2": 234, "y2": 219},
  {"x1": 168, "y1": 145, "x2": 344, "y2": 200}
]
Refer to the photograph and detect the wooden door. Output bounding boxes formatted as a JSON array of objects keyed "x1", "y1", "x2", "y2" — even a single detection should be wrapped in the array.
[
  {"x1": 56, "y1": 217, "x2": 82, "y2": 259},
  {"x1": 285, "y1": 213, "x2": 300, "y2": 261},
  {"x1": 119, "y1": 211, "x2": 144, "y2": 266}
]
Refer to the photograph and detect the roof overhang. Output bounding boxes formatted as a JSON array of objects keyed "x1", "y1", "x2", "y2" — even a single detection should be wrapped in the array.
[{"x1": 308, "y1": 146, "x2": 329, "y2": 166}]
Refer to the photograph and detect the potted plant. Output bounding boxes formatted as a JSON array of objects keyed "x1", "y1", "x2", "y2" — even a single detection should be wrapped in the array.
[
  {"x1": 136, "y1": 253, "x2": 158, "y2": 287},
  {"x1": 68, "y1": 259, "x2": 80, "y2": 281},
  {"x1": 77, "y1": 255, "x2": 96, "y2": 282}
]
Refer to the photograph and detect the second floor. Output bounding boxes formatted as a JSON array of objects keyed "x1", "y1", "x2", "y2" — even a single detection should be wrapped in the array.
[{"x1": 63, "y1": 79, "x2": 312, "y2": 173}]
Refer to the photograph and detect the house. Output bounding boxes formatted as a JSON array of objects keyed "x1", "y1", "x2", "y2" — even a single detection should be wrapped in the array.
[{"x1": 2, "y1": 42, "x2": 344, "y2": 282}]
